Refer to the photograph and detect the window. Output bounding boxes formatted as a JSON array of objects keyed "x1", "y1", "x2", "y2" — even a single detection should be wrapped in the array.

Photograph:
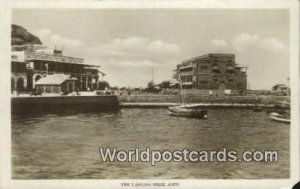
[
  {"x1": 53, "y1": 86, "x2": 60, "y2": 93},
  {"x1": 237, "y1": 83, "x2": 243, "y2": 89},
  {"x1": 212, "y1": 64, "x2": 220, "y2": 73},
  {"x1": 37, "y1": 86, "x2": 43, "y2": 93},
  {"x1": 45, "y1": 86, "x2": 52, "y2": 93},
  {"x1": 199, "y1": 65, "x2": 208, "y2": 71}
]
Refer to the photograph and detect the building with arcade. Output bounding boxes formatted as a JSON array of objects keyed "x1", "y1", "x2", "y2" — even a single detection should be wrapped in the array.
[{"x1": 11, "y1": 44, "x2": 105, "y2": 93}]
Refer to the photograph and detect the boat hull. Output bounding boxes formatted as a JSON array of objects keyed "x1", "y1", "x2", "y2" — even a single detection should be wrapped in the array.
[
  {"x1": 169, "y1": 106, "x2": 208, "y2": 119},
  {"x1": 269, "y1": 112, "x2": 290, "y2": 123}
]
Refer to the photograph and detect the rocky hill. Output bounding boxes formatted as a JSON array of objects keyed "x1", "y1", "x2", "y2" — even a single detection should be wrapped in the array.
[{"x1": 11, "y1": 24, "x2": 42, "y2": 45}]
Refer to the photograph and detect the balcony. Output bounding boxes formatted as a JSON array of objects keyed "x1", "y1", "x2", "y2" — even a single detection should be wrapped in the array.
[
  {"x1": 179, "y1": 65, "x2": 193, "y2": 72},
  {"x1": 235, "y1": 64, "x2": 248, "y2": 73},
  {"x1": 179, "y1": 71, "x2": 194, "y2": 76}
]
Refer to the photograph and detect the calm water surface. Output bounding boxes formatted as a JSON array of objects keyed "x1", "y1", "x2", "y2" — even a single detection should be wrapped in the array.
[{"x1": 12, "y1": 108, "x2": 289, "y2": 179}]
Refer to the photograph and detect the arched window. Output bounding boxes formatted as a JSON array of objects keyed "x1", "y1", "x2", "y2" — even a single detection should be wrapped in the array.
[
  {"x1": 16, "y1": 77, "x2": 24, "y2": 92},
  {"x1": 212, "y1": 64, "x2": 220, "y2": 73}
]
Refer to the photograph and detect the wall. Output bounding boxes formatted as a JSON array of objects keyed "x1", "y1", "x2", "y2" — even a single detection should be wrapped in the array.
[
  {"x1": 11, "y1": 95, "x2": 120, "y2": 113},
  {"x1": 118, "y1": 94, "x2": 290, "y2": 104}
]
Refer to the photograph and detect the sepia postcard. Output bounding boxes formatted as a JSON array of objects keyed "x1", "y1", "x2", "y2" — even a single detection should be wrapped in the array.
[{"x1": 0, "y1": 0, "x2": 299, "y2": 189}]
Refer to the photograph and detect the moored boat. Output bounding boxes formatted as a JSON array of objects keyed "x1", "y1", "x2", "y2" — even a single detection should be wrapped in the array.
[
  {"x1": 169, "y1": 105, "x2": 208, "y2": 119},
  {"x1": 269, "y1": 112, "x2": 290, "y2": 123},
  {"x1": 170, "y1": 77, "x2": 208, "y2": 119}
]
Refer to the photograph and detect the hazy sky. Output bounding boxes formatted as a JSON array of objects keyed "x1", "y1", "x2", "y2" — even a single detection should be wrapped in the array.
[{"x1": 13, "y1": 9, "x2": 289, "y2": 89}]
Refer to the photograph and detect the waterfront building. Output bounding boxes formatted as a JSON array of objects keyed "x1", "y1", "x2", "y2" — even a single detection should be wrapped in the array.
[
  {"x1": 11, "y1": 44, "x2": 105, "y2": 93},
  {"x1": 173, "y1": 53, "x2": 247, "y2": 91},
  {"x1": 35, "y1": 74, "x2": 77, "y2": 94}
]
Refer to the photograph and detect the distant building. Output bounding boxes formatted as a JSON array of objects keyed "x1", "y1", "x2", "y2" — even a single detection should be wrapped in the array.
[
  {"x1": 173, "y1": 53, "x2": 247, "y2": 91},
  {"x1": 272, "y1": 84, "x2": 288, "y2": 91},
  {"x1": 11, "y1": 44, "x2": 105, "y2": 93}
]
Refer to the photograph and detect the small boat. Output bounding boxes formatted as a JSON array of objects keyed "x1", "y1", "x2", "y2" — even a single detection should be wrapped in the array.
[
  {"x1": 269, "y1": 79, "x2": 290, "y2": 124},
  {"x1": 169, "y1": 105, "x2": 208, "y2": 119},
  {"x1": 170, "y1": 78, "x2": 208, "y2": 119},
  {"x1": 269, "y1": 112, "x2": 290, "y2": 123}
]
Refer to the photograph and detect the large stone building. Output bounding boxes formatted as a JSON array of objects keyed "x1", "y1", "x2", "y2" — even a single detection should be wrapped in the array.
[
  {"x1": 11, "y1": 44, "x2": 105, "y2": 93},
  {"x1": 173, "y1": 53, "x2": 247, "y2": 91}
]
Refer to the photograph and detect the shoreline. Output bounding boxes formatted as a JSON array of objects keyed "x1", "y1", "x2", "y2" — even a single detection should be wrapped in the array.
[
  {"x1": 11, "y1": 95, "x2": 120, "y2": 113},
  {"x1": 11, "y1": 94, "x2": 290, "y2": 111},
  {"x1": 118, "y1": 94, "x2": 289, "y2": 103},
  {"x1": 120, "y1": 102, "x2": 277, "y2": 108}
]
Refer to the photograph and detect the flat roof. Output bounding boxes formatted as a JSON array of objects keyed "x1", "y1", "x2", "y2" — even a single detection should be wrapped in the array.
[{"x1": 182, "y1": 53, "x2": 235, "y2": 64}]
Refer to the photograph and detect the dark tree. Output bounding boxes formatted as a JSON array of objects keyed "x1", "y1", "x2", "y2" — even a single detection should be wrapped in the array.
[
  {"x1": 98, "y1": 81, "x2": 110, "y2": 90},
  {"x1": 146, "y1": 81, "x2": 160, "y2": 93},
  {"x1": 159, "y1": 81, "x2": 171, "y2": 89},
  {"x1": 147, "y1": 81, "x2": 155, "y2": 90}
]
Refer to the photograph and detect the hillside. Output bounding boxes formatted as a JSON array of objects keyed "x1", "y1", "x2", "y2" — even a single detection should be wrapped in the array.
[{"x1": 11, "y1": 24, "x2": 42, "y2": 45}]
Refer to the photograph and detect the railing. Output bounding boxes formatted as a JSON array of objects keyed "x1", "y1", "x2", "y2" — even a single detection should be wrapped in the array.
[
  {"x1": 32, "y1": 70, "x2": 99, "y2": 76},
  {"x1": 179, "y1": 65, "x2": 193, "y2": 71}
]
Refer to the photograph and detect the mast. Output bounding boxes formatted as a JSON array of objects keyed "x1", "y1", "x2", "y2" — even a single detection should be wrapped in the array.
[{"x1": 177, "y1": 77, "x2": 184, "y2": 106}]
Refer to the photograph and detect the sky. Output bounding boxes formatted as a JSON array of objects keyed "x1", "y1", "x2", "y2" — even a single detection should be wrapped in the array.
[{"x1": 12, "y1": 9, "x2": 289, "y2": 89}]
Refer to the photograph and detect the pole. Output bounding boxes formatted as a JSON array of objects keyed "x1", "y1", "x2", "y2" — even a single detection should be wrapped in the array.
[
  {"x1": 177, "y1": 77, "x2": 184, "y2": 106},
  {"x1": 151, "y1": 67, "x2": 153, "y2": 83}
]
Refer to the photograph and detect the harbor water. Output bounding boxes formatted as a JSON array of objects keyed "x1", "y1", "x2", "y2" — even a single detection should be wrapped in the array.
[{"x1": 12, "y1": 108, "x2": 289, "y2": 179}]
